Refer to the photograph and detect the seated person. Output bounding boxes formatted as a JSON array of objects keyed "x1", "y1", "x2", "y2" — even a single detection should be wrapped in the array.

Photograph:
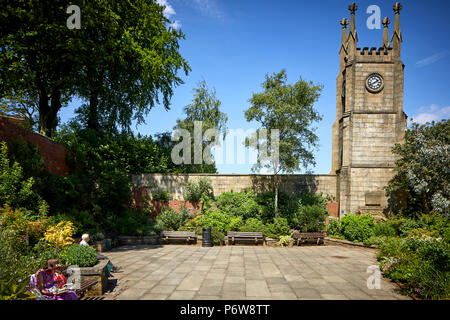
[
  {"x1": 80, "y1": 234, "x2": 90, "y2": 246},
  {"x1": 34, "y1": 259, "x2": 78, "y2": 300},
  {"x1": 80, "y1": 233, "x2": 121, "y2": 273}
]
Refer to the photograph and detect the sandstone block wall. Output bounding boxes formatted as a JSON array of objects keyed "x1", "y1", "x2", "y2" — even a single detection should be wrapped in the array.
[{"x1": 132, "y1": 173, "x2": 338, "y2": 201}]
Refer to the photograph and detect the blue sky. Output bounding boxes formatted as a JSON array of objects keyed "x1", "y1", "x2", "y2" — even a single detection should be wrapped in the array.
[{"x1": 59, "y1": 0, "x2": 450, "y2": 174}]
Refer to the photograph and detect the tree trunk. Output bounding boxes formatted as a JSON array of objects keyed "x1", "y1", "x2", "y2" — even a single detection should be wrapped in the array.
[
  {"x1": 37, "y1": 85, "x2": 62, "y2": 137},
  {"x1": 274, "y1": 174, "x2": 279, "y2": 219},
  {"x1": 274, "y1": 183, "x2": 279, "y2": 219}
]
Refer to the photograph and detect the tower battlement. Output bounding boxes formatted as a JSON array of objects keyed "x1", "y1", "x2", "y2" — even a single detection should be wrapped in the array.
[{"x1": 357, "y1": 47, "x2": 391, "y2": 56}]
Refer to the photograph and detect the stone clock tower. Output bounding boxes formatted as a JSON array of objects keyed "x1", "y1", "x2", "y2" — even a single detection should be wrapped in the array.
[{"x1": 331, "y1": 2, "x2": 407, "y2": 215}]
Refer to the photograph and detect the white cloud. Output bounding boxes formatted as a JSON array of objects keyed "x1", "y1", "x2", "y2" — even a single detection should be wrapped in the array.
[
  {"x1": 186, "y1": 0, "x2": 224, "y2": 21},
  {"x1": 170, "y1": 20, "x2": 182, "y2": 29},
  {"x1": 157, "y1": 0, "x2": 176, "y2": 18},
  {"x1": 409, "y1": 104, "x2": 450, "y2": 125},
  {"x1": 415, "y1": 51, "x2": 449, "y2": 68}
]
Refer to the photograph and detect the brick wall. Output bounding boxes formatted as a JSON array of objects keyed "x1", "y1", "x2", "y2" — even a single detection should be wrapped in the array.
[
  {"x1": 0, "y1": 116, "x2": 70, "y2": 176},
  {"x1": 131, "y1": 186, "x2": 202, "y2": 217}
]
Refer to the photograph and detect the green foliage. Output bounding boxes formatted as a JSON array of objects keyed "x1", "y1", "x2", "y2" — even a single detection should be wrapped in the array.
[
  {"x1": 156, "y1": 207, "x2": 190, "y2": 232},
  {"x1": 174, "y1": 80, "x2": 227, "y2": 173},
  {"x1": 183, "y1": 179, "x2": 214, "y2": 213},
  {"x1": 210, "y1": 228, "x2": 225, "y2": 245},
  {"x1": 277, "y1": 235, "x2": 293, "y2": 247},
  {"x1": 327, "y1": 218, "x2": 342, "y2": 236},
  {"x1": 266, "y1": 218, "x2": 291, "y2": 239},
  {"x1": 239, "y1": 218, "x2": 268, "y2": 235},
  {"x1": 116, "y1": 208, "x2": 157, "y2": 236},
  {"x1": 292, "y1": 205, "x2": 327, "y2": 232},
  {"x1": 377, "y1": 236, "x2": 450, "y2": 299},
  {"x1": 386, "y1": 119, "x2": 449, "y2": 217},
  {"x1": 216, "y1": 190, "x2": 260, "y2": 219},
  {"x1": 340, "y1": 214, "x2": 375, "y2": 242},
  {"x1": 179, "y1": 214, "x2": 203, "y2": 235},
  {"x1": 59, "y1": 244, "x2": 98, "y2": 267},
  {"x1": 229, "y1": 216, "x2": 245, "y2": 231},
  {"x1": 362, "y1": 235, "x2": 391, "y2": 246},
  {"x1": 256, "y1": 191, "x2": 299, "y2": 224},
  {"x1": 1, "y1": 0, "x2": 190, "y2": 136},
  {"x1": 152, "y1": 189, "x2": 170, "y2": 202},
  {"x1": 0, "y1": 279, "x2": 36, "y2": 300},
  {"x1": 410, "y1": 260, "x2": 450, "y2": 299},
  {"x1": 198, "y1": 210, "x2": 232, "y2": 234},
  {"x1": 244, "y1": 69, "x2": 323, "y2": 217},
  {"x1": 373, "y1": 222, "x2": 396, "y2": 237},
  {"x1": 0, "y1": 142, "x2": 48, "y2": 218}
]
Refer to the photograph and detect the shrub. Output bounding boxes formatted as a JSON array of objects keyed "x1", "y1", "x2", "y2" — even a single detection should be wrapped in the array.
[
  {"x1": 179, "y1": 214, "x2": 203, "y2": 235},
  {"x1": 59, "y1": 244, "x2": 98, "y2": 267},
  {"x1": 156, "y1": 207, "x2": 190, "y2": 231},
  {"x1": 198, "y1": 210, "x2": 232, "y2": 234},
  {"x1": 387, "y1": 217, "x2": 426, "y2": 237},
  {"x1": 410, "y1": 259, "x2": 450, "y2": 299},
  {"x1": 211, "y1": 228, "x2": 225, "y2": 245},
  {"x1": 42, "y1": 221, "x2": 75, "y2": 248},
  {"x1": 406, "y1": 228, "x2": 439, "y2": 239},
  {"x1": 363, "y1": 235, "x2": 390, "y2": 246},
  {"x1": 256, "y1": 191, "x2": 299, "y2": 224},
  {"x1": 152, "y1": 189, "x2": 170, "y2": 202},
  {"x1": 216, "y1": 190, "x2": 260, "y2": 219},
  {"x1": 416, "y1": 239, "x2": 450, "y2": 272},
  {"x1": 373, "y1": 222, "x2": 396, "y2": 237},
  {"x1": 117, "y1": 208, "x2": 153, "y2": 236},
  {"x1": 277, "y1": 235, "x2": 293, "y2": 247},
  {"x1": 377, "y1": 236, "x2": 450, "y2": 299},
  {"x1": 0, "y1": 142, "x2": 48, "y2": 218},
  {"x1": 229, "y1": 216, "x2": 244, "y2": 231},
  {"x1": 292, "y1": 205, "x2": 327, "y2": 232},
  {"x1": 183, "y1": 178, "x2": 214, "y2": 203},
  {"x1": 327, "y1": 218, "x2": 342, "y2": 236},
  {"x1": 340, "y1": 214, "x2": 374, "y2": 242},
  {"x1": 266, "y1": 218, "x2": 291, "y2": 239},
  {"x1": 297, "y1": 192, "x2": 328, "y2": 207},
  {"x1": 239, "y1": 218, "x2": 267, "y2": 235}
]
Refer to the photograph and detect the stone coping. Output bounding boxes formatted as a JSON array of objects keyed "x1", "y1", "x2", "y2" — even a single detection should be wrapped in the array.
[
  {"x1": 133, "y1": 173, "x2": 337, "y2": 177},
  {"x1": 325, "y1": 236, "x2": 377, "y2": 249},
  {"x1": 79, "y1": 259, "x2": 110, "y2": 276}
]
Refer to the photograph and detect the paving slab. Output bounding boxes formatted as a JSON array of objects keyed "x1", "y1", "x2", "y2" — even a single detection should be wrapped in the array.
[{"x1": 106, "y1": 245, "x2": 410, "y2": 300}]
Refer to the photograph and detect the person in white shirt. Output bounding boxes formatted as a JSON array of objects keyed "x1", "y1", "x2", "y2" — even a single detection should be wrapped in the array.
[
  {"x1": 79, "y1": 233, "x2": 122, "y2": 273},
  {"x1": 80, "y1": 234, "x2": 90, "y2": 246}
]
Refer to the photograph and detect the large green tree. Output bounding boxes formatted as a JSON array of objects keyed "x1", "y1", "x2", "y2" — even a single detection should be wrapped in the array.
[
  {"x1": 174, "y1": 80, "x2": 228, "y2": 173},
  {"x1": 386, "y1": 119, "x2": 450, "y2": 217},
  {"x1": 0, "y1": 0, "x2": 190, "y2": 136},
  {"x1": 244, "y1": 69, "x2": 323, "y2": 218}
]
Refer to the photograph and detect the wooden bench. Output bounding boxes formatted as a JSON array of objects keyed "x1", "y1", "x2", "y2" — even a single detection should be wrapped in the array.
[
  {"x1": 293, "y1": 232, "x2": 324, "y2": 245},
  {"x1": 161, "y1": 231, "x2": 197, "y2": 244},
  {"x1": 226, "y1": 231, "x2": 263, "y2": 245},
  {"x1": 75, "y1": 278, "x2": 99, "y2": 298}
]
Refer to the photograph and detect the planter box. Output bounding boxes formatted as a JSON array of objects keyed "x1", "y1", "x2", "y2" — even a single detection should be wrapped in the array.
[
  {"x1": 117, "y1": 236, "x2": 159, "y2": 246},
  {"x1": 265, "y1": 237, "x2": 278, "y2": 247},
  {"x1": 79, "y1": 259, "x2": 109, "y2": 296}
]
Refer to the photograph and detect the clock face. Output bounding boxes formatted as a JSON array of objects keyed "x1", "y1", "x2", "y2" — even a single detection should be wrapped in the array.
[{"x1": 366, "y1": 74, "x2": 383, "y2": 92}]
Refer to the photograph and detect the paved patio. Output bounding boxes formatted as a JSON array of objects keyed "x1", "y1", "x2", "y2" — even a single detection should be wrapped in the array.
[{"x1": 104, "y1": 245, "x2": 410, "y2": 300}]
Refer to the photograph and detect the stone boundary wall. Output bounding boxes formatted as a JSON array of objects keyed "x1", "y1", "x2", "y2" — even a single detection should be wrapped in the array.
[{"x1": 132, "y1": 173, "x2": 338, "y2": 201}]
